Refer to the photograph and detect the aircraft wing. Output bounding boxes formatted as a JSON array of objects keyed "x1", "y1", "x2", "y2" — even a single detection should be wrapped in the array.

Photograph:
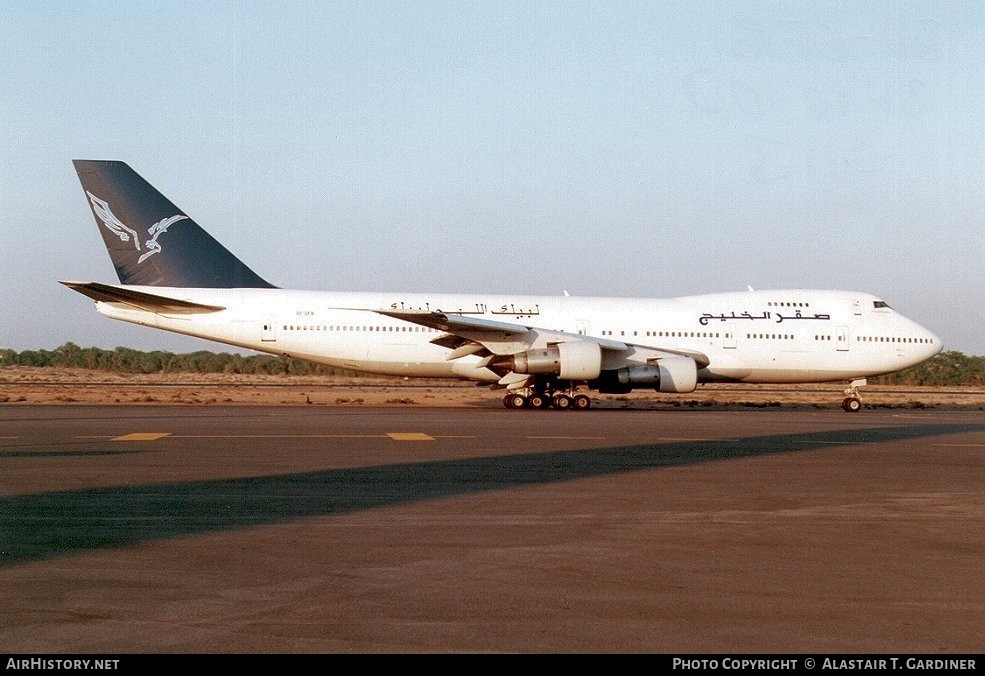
[
  {"x1": 376, "y1": 309, "x2": 709, "y2": 389},
  {"x1": 378, "y1": 309, "x2": 626, "y2": 350},
  {"x1": 60, "y1": 281, "x2": 226, "y2": 314}
]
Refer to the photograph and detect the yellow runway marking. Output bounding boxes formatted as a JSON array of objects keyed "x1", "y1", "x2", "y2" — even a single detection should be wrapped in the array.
[
  {"x1": 112, "y1": 433, "x2": 172, "y2": 441},
  {"x1": 160, "y1": 433, "x2": 469, "y2": 441},
  {"x1": 172, "y1": 434, "x2": 382, "y2": 439},
  {"x1": 387, "y1": 432, "x2": 435, "y2": 441}
]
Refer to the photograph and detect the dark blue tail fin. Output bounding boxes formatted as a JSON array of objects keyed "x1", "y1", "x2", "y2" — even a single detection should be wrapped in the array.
[{"x1": 73, "y1": 160, "x2": 275, "y2": 288}]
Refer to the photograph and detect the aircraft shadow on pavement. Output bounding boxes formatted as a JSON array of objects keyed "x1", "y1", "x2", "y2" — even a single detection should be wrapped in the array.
[{"x1": 2, "y1": 422, "x2": 982, "y2": 565}]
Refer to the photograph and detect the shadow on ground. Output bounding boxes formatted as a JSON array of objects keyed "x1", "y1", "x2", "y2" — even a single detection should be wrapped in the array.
[{"x1": 3, "y1": 423, "x2": 982, "y2": 565}]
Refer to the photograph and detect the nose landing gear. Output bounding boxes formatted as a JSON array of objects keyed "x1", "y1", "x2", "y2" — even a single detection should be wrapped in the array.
[{"x1": 842, "y1": 379, "x2": 866, "y2": 412}]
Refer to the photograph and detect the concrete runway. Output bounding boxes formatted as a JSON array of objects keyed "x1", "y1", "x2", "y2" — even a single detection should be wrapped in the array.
[{"x1": 1, "y1": 405, "x2": 984, "y2": 653}]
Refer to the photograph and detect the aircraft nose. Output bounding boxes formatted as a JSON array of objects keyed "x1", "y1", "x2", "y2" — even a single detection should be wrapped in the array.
[{"x1": 923, "y1": 328, "x2": 943, "y2": 358}]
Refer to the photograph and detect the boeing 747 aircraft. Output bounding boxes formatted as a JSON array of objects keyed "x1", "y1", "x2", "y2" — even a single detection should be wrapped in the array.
[{"x1": 62, "y1": 160, "x2": 942, "y2": 411}]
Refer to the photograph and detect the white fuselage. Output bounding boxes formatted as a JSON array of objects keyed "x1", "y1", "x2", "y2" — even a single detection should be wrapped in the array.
[{"x1": 93, "y1": 287, "x2": 942, "y2": 385}]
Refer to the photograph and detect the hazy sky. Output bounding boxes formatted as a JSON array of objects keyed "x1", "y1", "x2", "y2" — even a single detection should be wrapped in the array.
[{"x1": 2, "y1": 1, "x2": 983, "y2": 355}]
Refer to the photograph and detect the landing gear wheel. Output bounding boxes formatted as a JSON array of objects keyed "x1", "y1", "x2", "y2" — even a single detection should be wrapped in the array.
[
  {"x1": 572, "y1": 394, "x2": 592, "y2": 410},
  {"x1": 842, "y1": 379, "x2": 866, "y2": 413},
  {"x1": 505, "y1": 393, "x2": 527, "y2": 409},
  {"x1": 553, "y1": 394, "x2": 572, "y2": 410},
  {"x1": 528, "y1": 393, "x2": 549, "y2": 409}
]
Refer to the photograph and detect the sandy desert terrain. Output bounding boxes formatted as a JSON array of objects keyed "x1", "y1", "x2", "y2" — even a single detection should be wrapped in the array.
[{"x1": 2, "y1": 366, "x2": 984, "y2": 409}]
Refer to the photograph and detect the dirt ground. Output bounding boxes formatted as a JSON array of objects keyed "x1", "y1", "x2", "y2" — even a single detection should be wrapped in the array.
[{"x1": 2, "y1": 365, "x2": 984, "y2": 409}]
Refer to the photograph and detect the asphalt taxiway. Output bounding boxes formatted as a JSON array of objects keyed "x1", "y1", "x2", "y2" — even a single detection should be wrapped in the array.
[{"x1": 1, "y1": 405, "x2": 983, "y2": 652}]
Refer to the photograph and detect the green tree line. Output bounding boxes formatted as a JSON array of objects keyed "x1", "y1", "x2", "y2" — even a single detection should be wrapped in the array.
[
  {"x1": 870, "y1": 350, "x2": 985, "y2": 387},
  {"x1": 1, "y1": 343, "x2": 983, "y2": 386},
  {"x1": 0, "y1": 343, "x2": 354, "y2": 376}
]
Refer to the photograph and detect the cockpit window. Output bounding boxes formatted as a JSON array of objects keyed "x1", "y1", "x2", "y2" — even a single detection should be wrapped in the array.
[{"x1": 873, "y1": 300, "x2": 891, "y2": 309}]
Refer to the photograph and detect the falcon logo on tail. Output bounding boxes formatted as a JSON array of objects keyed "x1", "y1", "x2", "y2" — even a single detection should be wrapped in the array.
[{"x1": 86, "y1": 190, "x2": 187, "y2": 264}]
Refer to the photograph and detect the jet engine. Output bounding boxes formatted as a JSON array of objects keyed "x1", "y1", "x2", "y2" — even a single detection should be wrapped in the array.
[
  {"x1": 591, "y1": 355, "x2": 698, "y2": 393},
  {"x1": 493, "y1": 342, "x2": 602, "y2": 380}
]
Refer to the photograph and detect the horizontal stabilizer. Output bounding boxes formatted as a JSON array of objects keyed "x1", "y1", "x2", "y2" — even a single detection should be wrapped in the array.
[{"x1": 59, "y1": 281, "x2": 225, "y2": 314}]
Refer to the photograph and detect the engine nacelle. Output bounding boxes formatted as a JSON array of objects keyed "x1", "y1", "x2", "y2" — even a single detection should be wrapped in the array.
[
  {"x1": 496, "y1": 342, "x2": 602, "y2": 380},
  {"x1": 592, "y1": 356, "x2": 698, "y2": 393}
]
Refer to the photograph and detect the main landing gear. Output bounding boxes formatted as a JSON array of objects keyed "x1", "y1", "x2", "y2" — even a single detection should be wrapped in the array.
[
  {"x1": 503, "y1": 391, "x2": 592, "y2": 410},
  {"x1": 502, "y1": 381, "x2": 592, "y2": 410},
  {"x1": 842, "y1": 378, "x2": 866, "y2": 413}
]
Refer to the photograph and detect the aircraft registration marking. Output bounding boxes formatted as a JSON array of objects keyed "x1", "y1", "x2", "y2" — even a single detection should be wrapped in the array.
[{"x1": 112, "y1": 432, "x2": 172, "y2": 441}]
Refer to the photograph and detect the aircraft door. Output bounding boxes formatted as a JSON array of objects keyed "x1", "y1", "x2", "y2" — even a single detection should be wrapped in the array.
[
  {"x1": 576, "y1": 320, "x2": 590, "y2": 336},
  {"x1": 261, "y1": 315, "x2": 277, "y2": 342},
  {"x1": 836, "y1": 325, "x2": 849, "y2": 352},
  {"x1": 723, "y1": 322, "x2": 737, "y2": 349}
]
